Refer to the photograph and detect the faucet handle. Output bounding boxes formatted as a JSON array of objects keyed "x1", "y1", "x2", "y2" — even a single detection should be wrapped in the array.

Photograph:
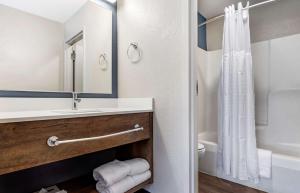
[{"x1": 72, "y1": 92, "x2": 81, "y2": 102}]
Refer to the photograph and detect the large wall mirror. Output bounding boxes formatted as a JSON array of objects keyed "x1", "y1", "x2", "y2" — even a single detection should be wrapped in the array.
[{"x1": 0, "y1": 0, "x2": 117, "y2": 98}]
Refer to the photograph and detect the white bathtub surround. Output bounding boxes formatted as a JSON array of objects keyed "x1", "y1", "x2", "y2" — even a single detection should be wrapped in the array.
[
  {"x1": 218, "y1": 3, "x2": 259, "y2": 181},
  {"x1": 199, "y1": 133, "x2": 300, "y2": 193},
  {"x1": 258, "y1": 149, "x2": 272, "y2": 178},
  {"x1": 197, "y1": 34, "x2": 300, "y2": 191}
]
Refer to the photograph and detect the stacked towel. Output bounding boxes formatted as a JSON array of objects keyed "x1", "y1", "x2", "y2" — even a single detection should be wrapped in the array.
[
  {"x1": 124, "y1": 158, "x2": 150, "y2": 175},
  {"x1": 93, "y1": 160, "x2": 131, "y2": 187},
  {"x1": 98, "y1": 176, "x2": 134, "y2": 193},
  {"x1": 258, "y1": 149, "x2": 272, "y2": 178},
  {"x1": 97, "y1": 171, "x2": 151, "y2": 193},
  {"x1": 93, "y1": 158, "x2": 151, "y2": 193}
]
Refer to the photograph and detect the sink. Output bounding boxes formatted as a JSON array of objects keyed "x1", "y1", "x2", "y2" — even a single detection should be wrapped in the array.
[{"x1": 52, "y1": 109, "x2": 103, "y2": 114}]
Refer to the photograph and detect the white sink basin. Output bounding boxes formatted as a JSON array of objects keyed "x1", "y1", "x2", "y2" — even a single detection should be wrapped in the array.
[{"x1": 52, "y1": 109, "x2": 103, "y2": 114}]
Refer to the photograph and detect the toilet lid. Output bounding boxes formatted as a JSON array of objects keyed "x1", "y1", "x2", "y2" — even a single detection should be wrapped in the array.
[{"x1": 198, "y1": 143, "x2": 205, "y2": 150}]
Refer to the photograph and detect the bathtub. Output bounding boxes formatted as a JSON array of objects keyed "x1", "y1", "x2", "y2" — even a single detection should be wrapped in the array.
[{"x1": 198, "y1": 132, "x2": 300, "y2": 193}]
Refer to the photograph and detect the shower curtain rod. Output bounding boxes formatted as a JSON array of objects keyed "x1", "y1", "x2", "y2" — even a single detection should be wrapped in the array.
[{"x1": 198, "y1": 0, "x2": 279, "y2": 27}]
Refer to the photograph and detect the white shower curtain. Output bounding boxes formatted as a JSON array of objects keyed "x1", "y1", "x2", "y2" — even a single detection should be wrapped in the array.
[{"x1": 217, "y1": 2, "x2": 259, "y2": 181}]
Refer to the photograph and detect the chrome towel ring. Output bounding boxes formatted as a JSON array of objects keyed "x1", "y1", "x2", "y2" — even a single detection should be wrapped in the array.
[
  {"x1": 127, "y1": 42, "x2": 142, "y2": 63},
  {"x1": 99, "y1": 53, "x2": 108, "y2": 70}
]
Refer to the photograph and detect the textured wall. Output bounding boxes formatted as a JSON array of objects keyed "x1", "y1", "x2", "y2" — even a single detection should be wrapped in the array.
[{"x1": 117, "y1": 0, "x2": 190, "y2": 192}]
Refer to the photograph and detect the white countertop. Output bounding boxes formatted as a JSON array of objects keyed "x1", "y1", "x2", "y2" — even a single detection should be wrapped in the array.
[
  {"x1": 0, "y1": 108, "x2": 152, "y2": 123},
  {"x1": 0, "y1": 98, "x2": 153, "y2": 123}
]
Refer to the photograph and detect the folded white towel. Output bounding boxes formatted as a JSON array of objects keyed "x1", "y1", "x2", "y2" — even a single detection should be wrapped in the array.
[
  {"x1": 258, "y1": 149, "x2": 272, "y2": 178},
  {"x1": 131, "y1": 170, "x2": 151, "y2": 185},
  {"x1": 97, "y1": 176, "x2": 135, "y2": 193},
  {"x1": 97, "y1": 170, "x2": 151, "y2": 193},
  {"x1": 93, "y1": 160, "x2": 131, "y2": 187},
  {"x1": 124, "y1": 158, "x2": 150, "y2": 176}
]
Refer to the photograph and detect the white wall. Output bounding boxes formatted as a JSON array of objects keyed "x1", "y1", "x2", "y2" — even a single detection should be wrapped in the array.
[
  {"x1": 0, "y1": 4, "x2": 64, "y2": 91},
  {"x1": 206, "y1": 0, "x2": 300, "y2": 51},
  {"x1": 117, "y1": 0, "x2": 191, "y2": 192},
  {"x1": 0, "y1": 0, "x2": 88, "y2": 23},
  {"x1": 64, "y1": 1, "x2": 112, "y2": 94}
]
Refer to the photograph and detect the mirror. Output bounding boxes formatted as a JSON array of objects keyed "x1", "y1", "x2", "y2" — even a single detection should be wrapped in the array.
[{"x1": 0, "y1": 0, "x2": 117, "y2": 97}]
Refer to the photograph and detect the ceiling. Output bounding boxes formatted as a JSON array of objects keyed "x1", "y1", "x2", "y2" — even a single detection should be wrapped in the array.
[
  {"x1": 0, "y1": 0, "x2": 89, "y2": 23},
  {"x1": 198, "y1": 0, "x2": 270, "y2": 18}
]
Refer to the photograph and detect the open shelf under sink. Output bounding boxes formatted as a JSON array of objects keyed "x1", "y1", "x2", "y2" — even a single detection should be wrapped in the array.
[{"x1": 57, "y1": 174, "x2": 152, "y2": 193}]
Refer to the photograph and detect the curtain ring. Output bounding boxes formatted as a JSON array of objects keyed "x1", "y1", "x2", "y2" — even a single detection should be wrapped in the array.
[{"x1": 127, "y1": 42, "x2": 142, "y2": 63}]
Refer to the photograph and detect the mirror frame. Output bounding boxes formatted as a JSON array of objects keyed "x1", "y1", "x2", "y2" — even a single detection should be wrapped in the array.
[{"x1": 0, "y1": 0, "x2": 117, "y2": 98}]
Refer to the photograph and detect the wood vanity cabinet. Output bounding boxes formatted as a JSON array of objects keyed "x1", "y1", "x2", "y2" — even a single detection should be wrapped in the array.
[{"x1": 0, "y1": 112, "x2": 153, "y2": 193}]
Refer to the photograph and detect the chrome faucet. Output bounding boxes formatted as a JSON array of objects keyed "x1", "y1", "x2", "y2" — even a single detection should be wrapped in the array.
[{"x1": 72, "y1": 92, "x2": 81, "y2": 110}]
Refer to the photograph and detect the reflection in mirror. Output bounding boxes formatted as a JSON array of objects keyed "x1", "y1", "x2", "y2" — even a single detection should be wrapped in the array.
[{"x1": 0, "y1": 0, "x2": 113, "y2": 94}]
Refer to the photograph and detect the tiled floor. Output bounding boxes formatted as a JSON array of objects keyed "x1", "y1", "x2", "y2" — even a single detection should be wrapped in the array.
[{"x1": 199, "y1": 172, "x2": 267, "y2": 193}]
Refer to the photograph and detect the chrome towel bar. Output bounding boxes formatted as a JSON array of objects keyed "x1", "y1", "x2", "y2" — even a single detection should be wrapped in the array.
[{"x1": 47, "y1": 124, "x2": 143, "y2": 147}]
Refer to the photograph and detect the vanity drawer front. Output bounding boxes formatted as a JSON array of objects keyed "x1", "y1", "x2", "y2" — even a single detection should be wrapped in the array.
[{"x1": 0, "y1": 112, "x2": 152, "y2": 175}]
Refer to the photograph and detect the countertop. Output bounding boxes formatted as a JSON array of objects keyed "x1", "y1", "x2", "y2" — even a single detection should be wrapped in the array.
[{"x1": 0, "y1": 107, "x2": 153, "y2": 123}]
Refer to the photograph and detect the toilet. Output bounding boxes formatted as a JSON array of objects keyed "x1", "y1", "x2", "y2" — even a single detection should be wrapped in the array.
[{"x1": 198, "y1": 143, "x2": 206, "y2": 159}]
